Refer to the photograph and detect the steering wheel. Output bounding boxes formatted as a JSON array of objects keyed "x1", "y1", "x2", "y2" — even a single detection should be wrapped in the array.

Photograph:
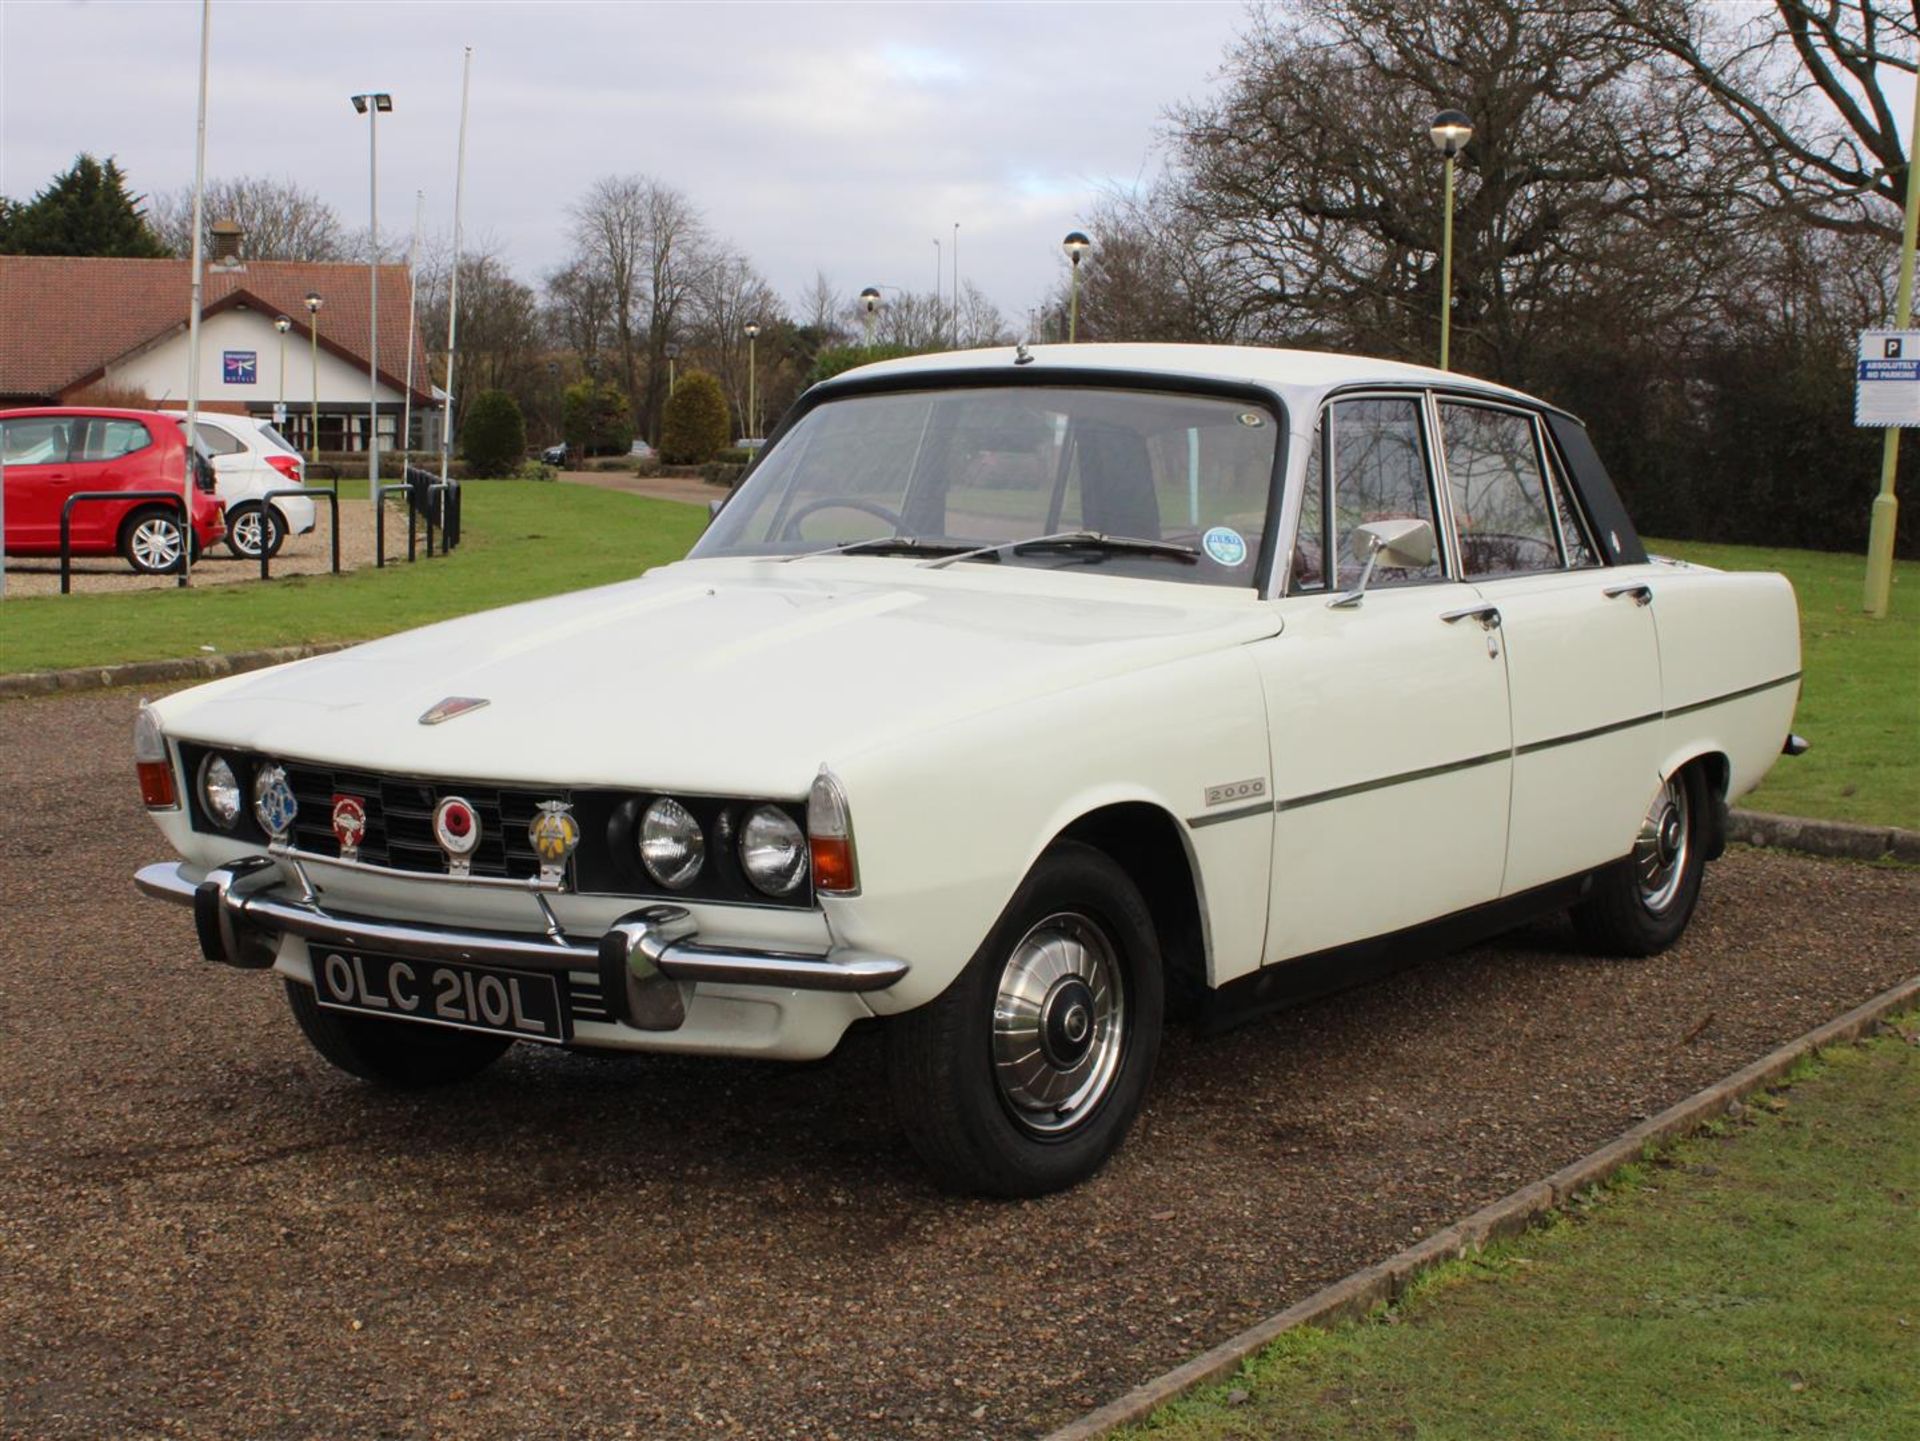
[{"x1": 777, "y1": 496, "x2": 905, "y2": 541}]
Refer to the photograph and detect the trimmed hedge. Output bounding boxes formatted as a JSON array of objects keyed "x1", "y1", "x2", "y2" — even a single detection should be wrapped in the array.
[{"x1": 661, "y1": 370, "x2": 730, "y2": 465}]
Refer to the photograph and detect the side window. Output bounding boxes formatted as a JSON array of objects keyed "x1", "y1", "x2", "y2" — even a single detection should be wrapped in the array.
[
  {"x1": 1438, "y1": 404, "x2": 1560, "y2": 577},
  {"x1": 1289, "y1": 421, "x2": 1327, "y2": 592},
  {"x1": 1329, "y1": 397, "x2": 1443, "y2": 588},
  {"x1": 78, "y1": 419, "x2": 153, "y2": 462},
  {"x1": 1541, "y1": 442, "x2": 1599, "y2": 569},
  {"x1": 1, "y1": 417, "x2": 75, "y2": 465},
  {"x1": 195, "y1": 423, "x2": 244, "y2": 456}
]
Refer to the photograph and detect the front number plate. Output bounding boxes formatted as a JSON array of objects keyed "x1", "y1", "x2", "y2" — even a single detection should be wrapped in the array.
[{"x1": 312, "y1": 951, "x2": 570, "y2": 1044}]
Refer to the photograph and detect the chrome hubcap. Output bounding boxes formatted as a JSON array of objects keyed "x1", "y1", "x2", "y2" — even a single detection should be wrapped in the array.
[
  {"x1": 991, "y1": 911, "x2": 1125, "y2": 1136},
  {"x1": 131, "y1": 518, "x2": 182, "y2": 570},
  {"x1": 1634, "y1": 776, "x2": 1691, "y2": 913}
]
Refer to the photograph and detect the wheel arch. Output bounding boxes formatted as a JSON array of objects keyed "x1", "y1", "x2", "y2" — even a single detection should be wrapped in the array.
[
  {"x1": 1660, "y1": 745, "x2": 1731, "y2": 862},
  {"x1": 1055, "y1": 801, "x2": 1211, "y2": 1020}
]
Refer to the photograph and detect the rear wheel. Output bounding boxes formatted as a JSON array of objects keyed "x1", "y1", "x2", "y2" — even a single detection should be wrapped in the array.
[
  {"x1": 284, "y1": 979, "x2": 513, "y2": 1087},
  {"x1": 1571, "y1": 764, "x2": 1710, "y2": 956},
  {"x1": 887, "y1": 841, "x2": 1164, "y2": 1197},
  {"x1": 224, "y1": 501, "x2": 285, "y2": 560},
  {"x1": 121, "y1": 507, "x2": 188, "y2": 574}
]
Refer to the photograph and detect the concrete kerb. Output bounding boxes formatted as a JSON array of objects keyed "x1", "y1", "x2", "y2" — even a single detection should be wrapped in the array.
[
  {"x1": 1728, "y1": 808, "x2": 1920, "y2": 864},
  {"x1": 0, "y1": 642, "x2": 352, "y2": 701},
  {"x1": 1041, "y1": 972, "x2": 1920, "y2": 1441}
]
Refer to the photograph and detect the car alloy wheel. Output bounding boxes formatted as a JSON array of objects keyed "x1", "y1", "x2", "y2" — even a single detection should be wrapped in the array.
[
  {"x1": 127, "y1": 514, "x2": 185, "y2": 574},
  {"x1": 990, "y1": 910, "x2": 1127, "y2": 1136}
]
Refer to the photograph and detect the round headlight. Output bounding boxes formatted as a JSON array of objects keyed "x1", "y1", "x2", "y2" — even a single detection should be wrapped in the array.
[
  {"x1": 199, "y1": 753, "x2": 243, "y2": 830},
  {"x1": 739, "y1": 806, "x2": 808, "y2": 896},
  {"x1": 640, "y1": 797, "x2": 705, "y2": 889}
]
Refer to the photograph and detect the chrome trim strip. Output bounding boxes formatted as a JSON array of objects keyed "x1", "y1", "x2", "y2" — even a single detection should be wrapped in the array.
[
  {"x1": 1275, "y1": 749, "x2": 1510, "y2": 812},
  {"x1": 267, "y1": 840, "x2": 564, "y2": 893},
  {"x1": 1663, "y1": 671, "x2": 1802, "y2": 720},
  {"x1": 133, "y1": 862, "x2": 907, "y2": 995},
  {"x1": 1185, "y1": 800, "x2": 1271, "y2": 830},
  {"x1": 1514, "y1": 711, "x2": 1663, "y2": 757}
]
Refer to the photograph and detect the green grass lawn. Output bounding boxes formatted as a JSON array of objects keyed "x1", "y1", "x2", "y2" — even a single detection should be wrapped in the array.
[
  {"x1": 0, "y1": 481, "x2": 707, "y2": 675},
  {"x1": 1124, "y1": 1019, "x2": 1920, "y2": 1441},
  {"x1": 1647, "y1": 538, "x2": 1917, "y2": 830}
]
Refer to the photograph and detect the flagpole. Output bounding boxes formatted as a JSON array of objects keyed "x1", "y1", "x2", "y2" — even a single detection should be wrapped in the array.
[
  {"x1": 440, "y1": 46, "x2": 471, "y2": 485},
  {"x1": 182, "y1": 0, "x2": 212, "y2": 585}
]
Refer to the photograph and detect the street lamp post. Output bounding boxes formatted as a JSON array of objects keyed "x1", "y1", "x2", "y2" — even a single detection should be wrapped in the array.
[
  {"x1": 1063, "y1": 231, "x2": 1091, "y2": 343},
  {"x1": 744, "y1": 321, "x2": 761, "y2": 442},
  {"x1": 304, "y1": 291, "x2": 323, "y2": 462},
  {"x1": 664, "y1": 341, "x2": 680, "y2": 396},
  {"x1": 350, "y1": 91, "x2": 392, "y2": 497},
  {"x1": 274, "y1": 314, "x2": 292, "y2": 418},
  {"x1": 1864, "y1": 78, "x2": 1920, "y2": 617},
  {"x1": 860, "y1": 286, "x2": 881, "y2": 349},
  {"x1": 1428, "y1": 109, "x2": 1473, "y2": 372}
]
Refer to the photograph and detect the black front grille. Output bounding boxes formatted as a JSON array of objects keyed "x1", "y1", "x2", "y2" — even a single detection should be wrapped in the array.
[{"x1": 281, "y1": 762, "x2": 562, "y2": 883}]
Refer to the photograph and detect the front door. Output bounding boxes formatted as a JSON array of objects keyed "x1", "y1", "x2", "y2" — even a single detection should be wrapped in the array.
[{"x1": 1257, "y1": 394, "x2": 1512, "y2": 964}]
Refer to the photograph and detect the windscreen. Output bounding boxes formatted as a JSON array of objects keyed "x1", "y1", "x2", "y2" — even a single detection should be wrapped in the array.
[{"x1": 693, "y1": 385, "x2": 1282, "y2": 588}]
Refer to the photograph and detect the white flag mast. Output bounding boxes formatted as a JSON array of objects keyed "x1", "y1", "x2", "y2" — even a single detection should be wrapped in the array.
[
  {"x1": 403, "y1": 188, "x2": 423, "y2": 463},
  {"x1": 182, "y1": 0, "x2": 213, "y2": 584},
  {"x1": 440, "y1": 46, "x2": 472, "y2": 486}
]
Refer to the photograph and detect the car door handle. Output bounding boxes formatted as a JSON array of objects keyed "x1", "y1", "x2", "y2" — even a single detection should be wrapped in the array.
[
  {"x1": 1603, "y1": 583, "x2": 1653, "y2": 606},
  {"x1": 1439, "y1": 603, "x2": 1501, "y2": 629}
]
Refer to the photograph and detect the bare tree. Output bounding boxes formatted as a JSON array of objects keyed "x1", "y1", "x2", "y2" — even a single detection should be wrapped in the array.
[
  {"x1": 545, "y1": 257, "x2": 613, "y2": 360},
  {"x1": 151, "y1": 176, "x2": 346, "y2": 260},
  {"x1": 415, "y1": 233, "x2": 544, "y2": 436},
  {"x1": 687, "y1": 250, "x2": 785, "y2": 433},
  {"x1": 1610, "y1": 0, "x2": 1917, "y2": 237}
]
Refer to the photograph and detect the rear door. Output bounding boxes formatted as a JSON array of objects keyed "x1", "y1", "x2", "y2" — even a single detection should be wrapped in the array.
[
  {"x1": 1, "y1": 414, "x2": 79, "y2": 550},
  {"x1": 1257, "y1": 393, "x2": 1513, "y2": 963},
  {"x1": 1430, "y1": 397, "x2": 1665, "y2": 895}
]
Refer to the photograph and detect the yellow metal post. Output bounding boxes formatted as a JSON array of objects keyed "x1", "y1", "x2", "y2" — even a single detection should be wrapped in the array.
[
  {"x1": 1439, "y1": 153, "x2": 1456, "y2": 372},
  {"x1": 1864, "y1": 78, "x2": 1920, "y2": 617},
  {"x1": 309, "y1": 322, "x2": 321, "y2": 465}
]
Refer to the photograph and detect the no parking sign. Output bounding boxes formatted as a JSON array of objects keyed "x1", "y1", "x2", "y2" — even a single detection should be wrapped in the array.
[{"x1": 1855, "y1": 329, "x2": 1920, "y2": 427}]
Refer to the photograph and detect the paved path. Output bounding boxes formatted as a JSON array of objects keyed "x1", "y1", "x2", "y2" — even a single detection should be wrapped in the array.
[
  {"x1": 2, "y1": 685, "x2": 1915, "y2": 1439},
  {"x1": 557, "y1": 468, "x2": 717, "y2": 506}
]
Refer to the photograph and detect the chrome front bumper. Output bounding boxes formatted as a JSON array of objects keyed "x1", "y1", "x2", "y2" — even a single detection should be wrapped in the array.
[{"x1": 135, "y1": 859, "x2": 908, "y2": 1033}]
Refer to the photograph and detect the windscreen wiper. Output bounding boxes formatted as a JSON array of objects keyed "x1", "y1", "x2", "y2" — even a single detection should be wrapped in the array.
[
  {"x1": 920, "y1": 530, "x2": 1200, "y2": 570},
  {"x1": 771, "y1": 536, "x2": 972, "y2": 563}
]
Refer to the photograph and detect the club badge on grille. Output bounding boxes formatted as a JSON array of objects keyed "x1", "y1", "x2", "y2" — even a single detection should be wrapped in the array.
[
  {"x1": 433, "y1": 795, "x2": 482, "y2": 877},
  {"x1": 252, "y1": 764, "x2": 298, "y2": 838},
  {"x1": 331, "y1": 794, "x2": 367, "y2": 860},
  {"x1": 528, "y1": 800, "x2": 580, "y2": 883}
]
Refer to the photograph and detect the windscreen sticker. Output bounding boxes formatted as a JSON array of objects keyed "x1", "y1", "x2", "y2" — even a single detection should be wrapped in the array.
[{"x1": 1202, "y1": 526, "x2": 1248, "y2": 567}]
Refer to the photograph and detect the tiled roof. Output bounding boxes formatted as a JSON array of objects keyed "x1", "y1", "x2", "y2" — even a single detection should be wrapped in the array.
[{"x1": 0, "y1": 256, "x2": 434, "y2": 401}]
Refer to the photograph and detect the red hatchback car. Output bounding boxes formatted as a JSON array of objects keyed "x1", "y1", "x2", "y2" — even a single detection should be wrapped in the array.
[{"x1": 2, "y1": 407, "x2": 227, "y2": 574}]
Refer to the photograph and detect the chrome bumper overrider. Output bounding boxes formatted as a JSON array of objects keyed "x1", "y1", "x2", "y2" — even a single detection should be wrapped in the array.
[{"x1": 134, "y1": 859, "x2": 908, "y2": 1033}]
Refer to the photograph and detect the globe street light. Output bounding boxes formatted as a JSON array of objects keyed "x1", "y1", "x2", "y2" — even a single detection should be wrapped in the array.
[
  {"x1": 303, "y1": 291, "x2": 323, "y2": 462},
  {"x1": 744, "y1": 320, "x2": 761, "y2": 442},
  {"x1": 860, "y1": 286, "x2": 881, "y2": 350},
  {"x1": 1063, "y1": 231, "x2": 1091, "y2": 343},
  {"x1": 1428, "y1": 109, "x2": 1473, "y2": 371},
  {"x1": 274, "y1": 314, "x2": 292, "y2": 417},
  {"x1": 350, "y1": 91, "x2": 392, "y2": 493},
  {"x1": 664, "y1": 341, "x2": 680, "y2": 396}
]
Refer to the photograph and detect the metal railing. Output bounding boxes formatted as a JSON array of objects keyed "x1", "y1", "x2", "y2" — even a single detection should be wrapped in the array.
[
  {"x1": 60, "y1": 491, "x2": 190, "y2": 594},
  {"x1": 376, "y1": 469, "x2": 462, "y2": 565},
  {"x1": 251, "y1": 486, "x2": 342, "y2": 581}
]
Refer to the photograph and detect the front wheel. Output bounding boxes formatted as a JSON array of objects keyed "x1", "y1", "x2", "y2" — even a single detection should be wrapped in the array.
[
  {"x1": 224, "y1": 501, "x2": 285, "y2": 560},
  {"x1": 284, "y1": 979, "x2": 513, "y2": 1087},
  {"x1": 1571, "y1": 764, "x2": 1710, "y2": 957},
  {"x1": 887, "y1": 841, "x2": 1164, "y2": 1197}
]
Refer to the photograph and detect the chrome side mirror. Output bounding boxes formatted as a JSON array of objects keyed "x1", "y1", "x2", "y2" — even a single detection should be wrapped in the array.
[{"x1": 1329, "y1": 518, "x2": 1435, "y2": 609}]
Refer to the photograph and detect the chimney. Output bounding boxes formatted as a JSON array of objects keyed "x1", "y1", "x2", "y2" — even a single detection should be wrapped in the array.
[{"x1": 209, "y1": 219, "x2": 244, "y2": 270}]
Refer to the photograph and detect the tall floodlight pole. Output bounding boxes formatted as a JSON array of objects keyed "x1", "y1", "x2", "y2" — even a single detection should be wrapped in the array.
[
  {"x1": 744, "y1": 320, "x2": 761, "y2": 441},
  {"x1": 952, "y1": 221, "x2": 960, "y2": 348},
  {"x1": 441, "y1": 47, "x2": 472, "y2": 486},
  {"x1": 305, "y1": 291, "x2": 323, "y2": 460},
  {"x1": 860, "y1": 286, "x2": 880, "y2": 349},
  {"x1": 350, "y1": 91, "x2": 392, "y2": 511},
  {"x1": 932, "y1": 237, "x2": 941, "y2": 344},
  {"x1": 1429, "y1": 110, "x2": 1473, "y2": 372},
  {"x1": 1063, "y1": 231, "x2": 1090, "y2": 343},
  {"x1": 181, "y1": 0, "x2": 213, "y2": 585},
  {"x1": 1865, "y1": 80, "x2": 1920, "y2": 618},
  {"x1": 402, "y1": 188, "x2": 423, "y2": 461}
]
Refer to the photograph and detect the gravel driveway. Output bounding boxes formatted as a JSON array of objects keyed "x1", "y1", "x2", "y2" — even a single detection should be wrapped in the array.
[{"x1": 1, "y1": 686, "x2": 1914, "y2": 1441}]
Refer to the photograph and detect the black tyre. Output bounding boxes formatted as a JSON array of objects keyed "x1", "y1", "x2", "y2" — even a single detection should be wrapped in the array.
[
  {"x1": 284, "y1": 979, "x2": 512, "y2": 1088},
  {"x1": 1571, "y1": 764, "x2": 1710, "y2": 957},
  {"x1": 120, "y1": 506, "x2": 189, "y2": 574},
  {"x1": 224, "y1": 501, "x2": 285, "y2": 560},
  {"x1": 887, "y1": 840, "x2": 1164, "y2": 1197}
]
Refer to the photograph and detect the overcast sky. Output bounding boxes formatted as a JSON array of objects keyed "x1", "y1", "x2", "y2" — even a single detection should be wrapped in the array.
[{"x1": 1, "y1": 0, "x2": 1249, "y2": 324}]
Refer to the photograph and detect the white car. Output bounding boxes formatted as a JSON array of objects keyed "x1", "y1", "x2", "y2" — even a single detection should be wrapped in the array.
[
  {"x1": 180, "y1": 414, "x2": 317, "y2": 560},
  {"x1": 132, "y1": 345, "x2": 1803, "y2": 1196}
]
